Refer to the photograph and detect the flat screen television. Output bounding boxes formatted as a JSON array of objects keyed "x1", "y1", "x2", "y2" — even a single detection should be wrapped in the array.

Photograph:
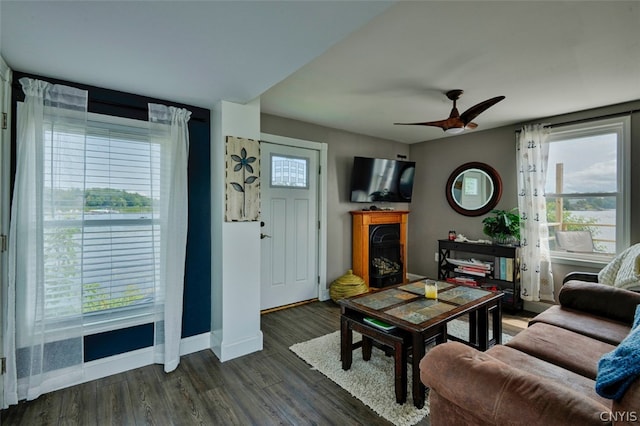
[{"x1": 350, "y1": 156, "x2": 416, "y2": 203}]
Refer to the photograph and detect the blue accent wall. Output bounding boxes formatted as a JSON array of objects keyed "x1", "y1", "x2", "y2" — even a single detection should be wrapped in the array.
[
  {"x1": 11, "y1": 72, "x2": 212, "y2": 361},
  {"x1": 182, "y1": 117, "x2": 212, "y2": 337},
  {"x1": 84, "y1": 324, "x2": 154, "y2": 362}
]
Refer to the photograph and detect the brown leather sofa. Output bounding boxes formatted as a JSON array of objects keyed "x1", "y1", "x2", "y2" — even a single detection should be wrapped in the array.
[{"x1": 419, "y1": 280, "x2": 640, "y2": 425}]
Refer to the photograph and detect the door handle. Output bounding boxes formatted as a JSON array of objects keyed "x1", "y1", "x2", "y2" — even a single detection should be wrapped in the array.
[{"x1": 260, "y1": 233, "x2": 272, "y2": 240}]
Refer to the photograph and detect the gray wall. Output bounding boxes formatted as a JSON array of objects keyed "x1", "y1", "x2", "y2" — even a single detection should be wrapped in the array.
[
  {"x1": 408, "y1": 100, "x2": 640, "y2": 300},
  {"x1": 407, "y1": 125, "x2": 519, "y2": 279},
  {"x1": 261, "y1": 114, "x2": 410, "y2": 287},
  {"x1": 263, "y1": 100, "x2": 640, "y2": 297}
]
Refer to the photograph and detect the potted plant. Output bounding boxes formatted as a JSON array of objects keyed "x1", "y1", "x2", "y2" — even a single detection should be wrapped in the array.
[{"x1": 482, "y1": 208, "x2": 520, "y2": 245}]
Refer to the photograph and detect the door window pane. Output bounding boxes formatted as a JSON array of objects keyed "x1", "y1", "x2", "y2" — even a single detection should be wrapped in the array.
[{"x1": 271, "y1": 155, "x2": 308, "y2": 188}]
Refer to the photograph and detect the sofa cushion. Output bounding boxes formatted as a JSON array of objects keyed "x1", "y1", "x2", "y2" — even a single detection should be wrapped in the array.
[
  {"x1": 531, "y1": 305, "x2": 631, "y2": 346},
  {"x1": 559, "y1": 280, "x2": 640, "y2": 324},
  {"x1": 506, "y1": 322, "x2": 616, "y2": 379},
  {"x1": 487, "y1": 345, "x2": 610, "y2": 407}
]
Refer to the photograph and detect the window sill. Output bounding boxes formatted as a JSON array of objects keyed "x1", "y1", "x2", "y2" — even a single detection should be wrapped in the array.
[
  {"x1": 83, "y1": 306, "x2": 159, "y2": 336},
  {"x1": 550, "y1": 252, "x2": 609, "y2": 270}
]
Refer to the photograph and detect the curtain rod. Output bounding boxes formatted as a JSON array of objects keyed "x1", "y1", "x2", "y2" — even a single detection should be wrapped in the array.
[
  {"x1": 90, "y1": 98, "x2": 209, "y2": 124},
  {"x1": 12, "y1": 72, "x2": 210, "y2": 123},
  {"x1": 515, "y1": 108, "x2": 639, "y2": 133}
]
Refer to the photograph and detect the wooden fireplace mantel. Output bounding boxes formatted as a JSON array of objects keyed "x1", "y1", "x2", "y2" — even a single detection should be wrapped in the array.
[{"x1": 351, "y1": 210, "x2": 409, "y2": 288}]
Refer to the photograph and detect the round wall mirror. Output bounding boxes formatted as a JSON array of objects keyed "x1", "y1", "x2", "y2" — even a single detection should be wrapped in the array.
[{"x1": 446, "y1": 162, "x2": 502, "y2": 217}]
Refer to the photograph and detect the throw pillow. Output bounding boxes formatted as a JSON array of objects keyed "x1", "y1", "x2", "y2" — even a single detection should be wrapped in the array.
[{"x1": 598, "y1": 243, "x2": 640, "y2": 290}]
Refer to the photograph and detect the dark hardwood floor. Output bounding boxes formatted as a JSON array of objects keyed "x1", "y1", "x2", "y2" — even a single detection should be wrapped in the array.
[{"x1": 1, "y1": 300, "x2": 531, "y2": 426}]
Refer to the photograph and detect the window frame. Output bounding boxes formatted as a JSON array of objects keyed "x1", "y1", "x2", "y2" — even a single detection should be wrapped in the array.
[
  {"x1": 546, "y1": 116, "x2": 631, "y2": 267},
  {"x1": 34, "y1": 109, "x2": 163, "y2": 336}
]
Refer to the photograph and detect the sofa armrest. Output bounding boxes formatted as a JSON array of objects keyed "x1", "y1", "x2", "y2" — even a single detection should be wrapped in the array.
[
  {"x1": 420, "y1": 342, "x2": 610, "y2": 425},
  {"x1": 559, "y1": 280, "x2": 640, "y2": 325},
  {"x1": 563, "y1": 271, "x2": 599, "y2": 285}
]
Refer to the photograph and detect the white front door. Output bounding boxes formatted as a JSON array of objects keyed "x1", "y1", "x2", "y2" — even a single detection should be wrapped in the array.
[{"x1": 260, "y1": 142, "x2": 319, "y2": 310}]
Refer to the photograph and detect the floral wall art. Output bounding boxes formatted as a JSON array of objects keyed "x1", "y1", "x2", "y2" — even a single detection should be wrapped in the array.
[{"x1": 225, "y1": 136, "x2": 260, "y2": 221}]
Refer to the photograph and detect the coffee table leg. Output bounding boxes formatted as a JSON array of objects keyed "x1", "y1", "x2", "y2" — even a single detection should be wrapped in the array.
[
  {"x1": 394, "y1": 340, "x2": 407, "y2": 404},
  {"x1": 493, "y1": 301, "x2": 503, "y2": 345},
  {"x1": 412, "y1": 333, "x2": 426, "y2": 408},
  {"x1": 362, "y1": 336, "x2": 372, "y2": 361},
  {"x1": 341, "y1": 316, "x2": 353, "y2": 370},
  {"x1": 437, "y1": 324, "x2": 447, "y2": 344},
  {"x1": 469, "y1": 311, "x2": 478, "y2": 345},
  {"x1": 477, "y1": 306, "x2": 489, "y2": 351}
]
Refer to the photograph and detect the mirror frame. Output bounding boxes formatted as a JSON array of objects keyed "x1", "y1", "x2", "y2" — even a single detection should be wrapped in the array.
[{"x1": 445, "y1": 162, "x2": 502, "y2": 217}]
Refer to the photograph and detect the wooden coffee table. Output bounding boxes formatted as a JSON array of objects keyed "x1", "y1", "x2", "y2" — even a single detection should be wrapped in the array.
[{"x1": 339, "y1": 280, "x2": 503, "y2": 408}]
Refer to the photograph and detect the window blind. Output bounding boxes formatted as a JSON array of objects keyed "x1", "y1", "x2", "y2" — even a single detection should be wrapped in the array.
[{"x1": 43, "y1": 114, "x2": 161, "y2": 320}]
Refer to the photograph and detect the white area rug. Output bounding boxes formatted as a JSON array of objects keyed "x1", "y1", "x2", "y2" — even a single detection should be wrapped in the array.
[{"x1": 289, "y1": 319, "x2": 511, "y2": 426}]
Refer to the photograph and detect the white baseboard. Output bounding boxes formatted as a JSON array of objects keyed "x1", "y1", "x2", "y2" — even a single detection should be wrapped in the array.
[
  {"x1": 17, "y1": 329, "x2": 266, "y2": 398},
  {"x1": 179, "y1": 332, "x2": 211, "y2": 355},
  {"x1": 84, "y1": 347, "x2": 155, "y2": 382},
  {"x1": 211, "y1": 329, "x2": 263, "y2": 362},
  {"x1": 73, "y1": 332, "x2": 211, "y2": 390},
  {"x1": 319, "y1": 288, "x2": 330, "y2": 301}
]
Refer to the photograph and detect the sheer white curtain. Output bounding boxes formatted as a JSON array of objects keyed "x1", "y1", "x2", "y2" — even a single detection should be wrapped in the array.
[
  {"x1": 6, "y1": 78, "x2": 88, "y2": 402},
  {"x1": 148, "y1": 103, "x2": 191, "y2": 372},
  {"x1": 517, "y1": 124, "x2": 555, "y2": 302}
]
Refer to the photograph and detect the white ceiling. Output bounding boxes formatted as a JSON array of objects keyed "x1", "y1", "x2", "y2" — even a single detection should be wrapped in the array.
[
  {"x1": 0, "y1": 0, "x2": 392, "y2": 110},
  {"x1": 2, "y1": 1, "x2": 640, "y2": 145},
  {"x1": 262, "y1": 1, "x2": 640, "y2": 143}
]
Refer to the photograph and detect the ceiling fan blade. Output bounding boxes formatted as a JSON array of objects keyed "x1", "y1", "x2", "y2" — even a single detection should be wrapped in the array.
[
  {"x1": 460, "y1": 96, "x2": 505, "y2": 125},
  {"x1": 394, "y1": 119, "x2": 448, "y2": 128}
]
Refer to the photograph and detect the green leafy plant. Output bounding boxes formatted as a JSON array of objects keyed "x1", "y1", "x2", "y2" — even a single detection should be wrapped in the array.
[{"x1": 482, "y1": 208, "x2": 520, "y2": 243}]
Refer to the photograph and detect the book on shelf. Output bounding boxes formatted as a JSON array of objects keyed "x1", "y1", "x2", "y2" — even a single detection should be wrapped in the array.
[
  {"x1": 499, "y1": 257, "x2": 507, "y2": 280},
  {"x1": 460, "y1": 265, "x2": 491, "y2": 273},
  {"x1": 505, "y1": 258, "x2": 514, "y2": 282},
  {"x1": 446, "y1": 257, "x2": 492, "y2": 270},
  {"x1": 481, "y1": 284, "x2": 499, "y2": 291},
  {"x1": 454, "y1": 267, "x2": 487, "y2": 277},
  {"x1": 502, "y1": 288, "x2": 515, "y2": 303},
  {"x1": 446, "y1": 276, "x2": 479, "y2": 286}
]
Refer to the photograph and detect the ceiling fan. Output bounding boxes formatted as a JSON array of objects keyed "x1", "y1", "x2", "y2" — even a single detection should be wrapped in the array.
[{"x1": 395, "y1": 90, "x2": 505, "y2": 134}]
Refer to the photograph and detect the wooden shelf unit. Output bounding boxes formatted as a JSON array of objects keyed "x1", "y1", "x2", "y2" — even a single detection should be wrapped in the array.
[
  {"x1": 438, "y1": 239, "x2": 522, "y2": 311},
  {"x1": 351, "y1": 210, "x2": 409, "y2": 288}
]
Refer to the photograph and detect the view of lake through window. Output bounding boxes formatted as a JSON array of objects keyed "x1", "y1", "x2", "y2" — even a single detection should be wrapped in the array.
[
  {"x1": 43, "y1": 116, "x2": 160, "y2": 320},
  {"x1": 545, "y1": 118, "x2": 628, "y2": 258}
]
